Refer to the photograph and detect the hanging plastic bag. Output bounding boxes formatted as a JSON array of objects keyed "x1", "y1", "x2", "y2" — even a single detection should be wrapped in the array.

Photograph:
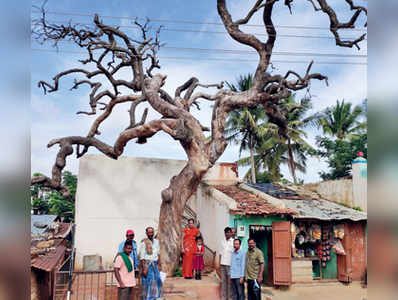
[
  {"x1": 311, "y1": 224, "x2": 322, "y2": 240},
  {"x1": 333, "y1": 239, "x2": 346, "y2": 255},
  {"x1": 291, "y1": 223, "x2": 297, "y2": 242},
  {"x1": 297, "y1": 234, "x2": 305, "y2": 245}
]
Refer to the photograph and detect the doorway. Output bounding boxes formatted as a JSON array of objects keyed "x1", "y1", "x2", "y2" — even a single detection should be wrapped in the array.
[{"x1": 249, "y1": 225, "x2": 273, "y2": 284}]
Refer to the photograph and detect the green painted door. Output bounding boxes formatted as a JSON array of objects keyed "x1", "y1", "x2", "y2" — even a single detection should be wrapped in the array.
[{"x1": 322, "y1": 249, "x2": 338, "y2": 279}]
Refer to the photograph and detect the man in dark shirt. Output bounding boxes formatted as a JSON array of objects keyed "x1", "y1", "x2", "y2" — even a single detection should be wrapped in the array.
[{"x1": 245, "y1": 239, "x2": 264, "y2": 300}]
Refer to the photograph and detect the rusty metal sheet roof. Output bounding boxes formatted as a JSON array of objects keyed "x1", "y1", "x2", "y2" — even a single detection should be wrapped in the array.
[
  {"x1": 55, "y1": 223, "x2": 72, "y2": 239},
  {"x1": 31, "y1": 244, "x2": 66, "y2": 272},
  {"x1": 248, "y1": 183, "x2": 367, "y2": 221},
  {"x1": 212, "y1": 185, "x2": 296, "y2": 216}
]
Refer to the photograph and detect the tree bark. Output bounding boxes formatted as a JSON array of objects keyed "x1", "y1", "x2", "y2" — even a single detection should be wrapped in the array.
[
  {"x1": 31, "y1": 0, "x2": 366, "y2": 277},
  {"x1": 287, "y1": 138, "x2": 297, "y2": 184},
  {"x1": 250, "y1": 135, "x2": 257, "y2": 184},
  {"x1": 158, "y1": 158, "x2": 210, "y2": 275}
]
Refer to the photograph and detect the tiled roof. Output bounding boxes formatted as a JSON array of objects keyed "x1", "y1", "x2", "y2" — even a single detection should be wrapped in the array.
[{"x1": 212, "y1": 185, "x2": 296, "y2": 216}]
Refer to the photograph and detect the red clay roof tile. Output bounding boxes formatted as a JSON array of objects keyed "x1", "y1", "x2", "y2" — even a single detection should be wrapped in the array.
[{"x1": 212, "y1": 185, "x2": 296, "y2": 216}]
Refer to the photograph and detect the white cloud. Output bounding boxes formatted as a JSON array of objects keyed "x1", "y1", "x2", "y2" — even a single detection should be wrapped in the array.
[{"x1": 31, "y1": 1, "x2": 366, "y2": 184}]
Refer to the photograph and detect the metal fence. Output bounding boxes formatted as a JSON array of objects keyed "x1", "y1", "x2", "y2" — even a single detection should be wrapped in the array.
[{"x1": 53, "y1": 270, "x2": 141, "y2": 300}]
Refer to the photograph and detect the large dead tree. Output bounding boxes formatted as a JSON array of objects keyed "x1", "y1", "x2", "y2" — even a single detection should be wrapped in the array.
[{"x1": 31, "y1": 0, "x2": 366, "y2": 274}]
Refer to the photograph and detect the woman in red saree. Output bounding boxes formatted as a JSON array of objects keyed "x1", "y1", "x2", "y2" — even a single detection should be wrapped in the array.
[{"x1": 182, "y1": 219, "x2": 201, "y2": 279}]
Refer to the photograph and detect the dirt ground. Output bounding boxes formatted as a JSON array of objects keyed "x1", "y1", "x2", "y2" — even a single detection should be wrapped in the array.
[{"x1": 262, "y1": 281, "x2": 367, "y2": 300}]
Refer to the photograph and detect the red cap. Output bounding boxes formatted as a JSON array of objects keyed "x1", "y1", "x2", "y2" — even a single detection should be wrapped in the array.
[
  {"x1": 357, "y1": 152, "x2": 364, "y2": 157},
  {"x1": 126, "y1": 229, "x2": 134, "y2": 235}
]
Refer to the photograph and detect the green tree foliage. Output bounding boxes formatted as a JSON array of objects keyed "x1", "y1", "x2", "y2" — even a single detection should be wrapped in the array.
[
  {"x1": 317, "y1": 133, "x2": 367, "y2": 180},
  {"x1": 31, "y1": 171, "x2": 77, "y2": 221},
  {"x1": 237, "y1": 95, "x2": 316, "y2": 184},
  {"x1": 225, "y1": 74, "x2": 268, "y2": 183},
  {"x1": 314, "y1": 99, "x2": 366, "y2": 140}
]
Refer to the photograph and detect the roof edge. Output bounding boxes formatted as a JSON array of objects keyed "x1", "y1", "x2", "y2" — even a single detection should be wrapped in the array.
[{"x1": 238, "y1": 183, "x2": 287, "y2": 210}]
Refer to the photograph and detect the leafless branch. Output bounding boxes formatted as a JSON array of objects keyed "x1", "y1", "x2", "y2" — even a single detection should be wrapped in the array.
[
  {"x1": 235, "y1": 0, "x2": 266, "y2": 25},
  {"x1": 114, "y1": 119, "x2": 179, "y2": 155},
  {"x1": 32, "y1": 136, "x2": 117, "y2": 197},
  {"x1": 314, "y1": 0, "x2": 367, "y2": 50}
]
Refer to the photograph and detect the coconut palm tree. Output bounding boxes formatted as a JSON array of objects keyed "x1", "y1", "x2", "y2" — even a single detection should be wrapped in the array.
[
  {"x1": 225, "y1": 74, "x2": 268, "y2": 183},
  {"x1": 237, "y1": 95, "x2": 315, "y2": 184},
  {"x1": 314, "y1": 99, "x2": 366, "y2": 140}
]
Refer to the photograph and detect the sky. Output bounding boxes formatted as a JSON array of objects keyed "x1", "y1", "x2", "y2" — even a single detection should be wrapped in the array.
[{"x1": 30, "y1": 0, "x2": 367, "y2": 183}]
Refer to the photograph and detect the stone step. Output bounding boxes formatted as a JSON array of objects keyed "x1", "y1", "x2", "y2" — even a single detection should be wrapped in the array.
[
  {"x1": 163, "y1": 276, "x2": 220, "y2": 300},
  {"x1": 163, "y1": 291, "x2": 199, "y2": 300}
]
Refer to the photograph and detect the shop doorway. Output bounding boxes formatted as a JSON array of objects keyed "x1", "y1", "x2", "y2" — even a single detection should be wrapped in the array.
[{"x1": 249, "y1": 225, "x2": 273, "y2": 285}]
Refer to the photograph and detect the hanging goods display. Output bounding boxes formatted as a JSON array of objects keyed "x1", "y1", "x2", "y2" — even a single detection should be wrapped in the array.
[
  {"x1": 333, "y1": 224, "x2": 345, "y2": 239},
  {"x1": 311, "y1": 224, "x2": 321, "y2": 240},
  {"x1": 333, "y1": 239, "x2": 346, "y2": 255}
]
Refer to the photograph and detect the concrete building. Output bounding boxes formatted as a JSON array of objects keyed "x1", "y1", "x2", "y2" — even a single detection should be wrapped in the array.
[
  {"x1": 74, "y1": 154, "x2": 366, "y2": 285},
  {"x1": 74, "y1": 155, "x2": 238, "y2": 270}
]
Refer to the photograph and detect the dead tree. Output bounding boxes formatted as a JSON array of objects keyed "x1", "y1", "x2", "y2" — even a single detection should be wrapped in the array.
[{"x1": 31, "y1": 0, "x2": 366, "y2": 274}]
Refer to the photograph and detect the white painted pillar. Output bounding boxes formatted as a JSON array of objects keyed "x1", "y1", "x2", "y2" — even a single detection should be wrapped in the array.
[{"x1": 352, "y1": 152, "x2": 367, "y2": 211}]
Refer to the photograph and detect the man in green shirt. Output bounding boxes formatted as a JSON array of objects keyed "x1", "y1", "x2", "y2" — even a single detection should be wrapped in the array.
[{"x1": 245, "y1": 238, "x2": 264, "y2": 300}]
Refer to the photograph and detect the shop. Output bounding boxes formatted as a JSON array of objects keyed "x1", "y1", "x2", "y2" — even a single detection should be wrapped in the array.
[
  {"x1": 211, "y1": 184, "x2": 295, "y2": 285},
  {"x1": 290, "y1": 220, "x2": 347, "y2": 282},
  {"x1": 246, "y1": 182, "x2": 367, "y2": 286},
  {"x1": 212, "y1": 183, "x2": 367, "y2": 287}
]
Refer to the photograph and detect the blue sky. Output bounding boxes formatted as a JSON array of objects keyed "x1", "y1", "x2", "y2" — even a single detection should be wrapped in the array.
[{"x1": 31, "y1": 0, "x2": 367, "y2": 183}]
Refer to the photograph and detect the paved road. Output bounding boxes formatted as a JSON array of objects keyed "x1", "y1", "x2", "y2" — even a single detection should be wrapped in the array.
[{"x1": 262, "y1": 282, "x2": 367, "y2": 300}]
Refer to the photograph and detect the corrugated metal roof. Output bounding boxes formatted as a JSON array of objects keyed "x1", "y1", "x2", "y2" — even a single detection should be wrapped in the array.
[
  {"x1": 212, "y1": 185, "x2": 296, "y2": 216},
  {"x1": 31, "y1": 244, "x2": 66, "y2": 272},
  {"x1": 31, "y1": 215, "x2": 58, "y2": 237},
  {"x1": 248, "y1": 183, "x2": 367, "y2": 221},
  {"x1": 280, "y1": 198, "x2": 366, "y2": 221},
  {"x1": 55, "y1": 223, "x2": 72, "y2": 239}
]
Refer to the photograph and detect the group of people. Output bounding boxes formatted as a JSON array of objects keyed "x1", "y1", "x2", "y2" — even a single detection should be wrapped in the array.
[
  {"x1": 114, "y1": 227, "x2": 163, "y2": 300},
  {"x1": 218, "y1": 227, "x2": 265, "y2": 300},
  {"x1": 181, "y1": 218, "x2": 205, "y2": 280},
  {"x1": 115, "y1": 222, "x2": 265, "y2": 300},
  {"x1": 181, "y1": 220, "x2": 265, "y2": 300}
]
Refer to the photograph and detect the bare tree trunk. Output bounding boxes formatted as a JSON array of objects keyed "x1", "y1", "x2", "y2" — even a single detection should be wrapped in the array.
[
  {"x1": 287, "y1": 138, "x2": 297, "y2": 184},
  {"x1": 31, "y1": 0, "x2": 366, "y2": 278},
  {"x1": 249, "y1": 136, "x2": 256, "y2": 184},
  {"x1": 158, "y1": 157, "x2": 210, "y2": 275}
]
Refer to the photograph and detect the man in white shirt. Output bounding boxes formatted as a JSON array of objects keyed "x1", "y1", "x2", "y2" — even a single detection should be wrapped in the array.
[
  {"x1": 218, "y1": 227, "x2": 234, "y2": 300},
  {"x1": 138, "y1": 227, "x2": 162, "y2": 300}
]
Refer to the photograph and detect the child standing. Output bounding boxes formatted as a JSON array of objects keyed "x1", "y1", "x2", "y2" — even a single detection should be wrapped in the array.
[{"x1": 193, "y1": 236, "x2": 205, "y2": 280}]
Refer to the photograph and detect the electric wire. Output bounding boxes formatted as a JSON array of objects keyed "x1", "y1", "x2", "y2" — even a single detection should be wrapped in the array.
[{"x1": 31, "y1": 48, "x2": 367, "y2": 65}]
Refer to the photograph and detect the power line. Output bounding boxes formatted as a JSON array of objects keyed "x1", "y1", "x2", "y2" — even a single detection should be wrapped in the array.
[
  {"x1": 41, "y1": 19, "x2": 367, "y2": 41},
  {"x1": 31, "y1": 48, "x2": 367, "y2": 65},
  {"x1": 31, "y1": 39, "x2": 367, "y2": 58},
  {"x1": 31, "y1": 10, "x2": 367, "y2": 32},
  {"x1": 162, "y1": 46, "x2": 367, "y2": 58}
]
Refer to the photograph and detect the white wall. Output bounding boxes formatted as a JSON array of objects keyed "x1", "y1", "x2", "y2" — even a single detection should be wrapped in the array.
[
  {"x1": 305, "y1": 179, "x2": 354, "y2": 207},
  {"x1": 352, "y1": 157, "x2": 367, "y2": 211},
  {"x1": 74, "y1": 155, "x2": 186, "y2": 270},
  {"x1": 304, "y1": 158, "x2": 367, "y2": 212},
  {"x1": 190, "y1": 183, "x2": 237, "y2": 255},
  {"x1": 74, "y1": 155, "x2": 239, "y2": 270}
]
